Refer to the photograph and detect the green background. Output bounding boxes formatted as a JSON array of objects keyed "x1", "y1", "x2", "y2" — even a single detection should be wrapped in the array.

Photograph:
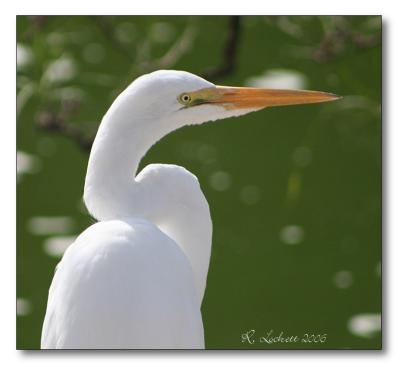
[{"x1": 17, "y1": 16, "x2": 381, "y2": 349}]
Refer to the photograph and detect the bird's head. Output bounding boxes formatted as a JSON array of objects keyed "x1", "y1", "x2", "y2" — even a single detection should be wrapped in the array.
[{"x1": 110, "y1": 70, "x2": 340, "y2": 134}]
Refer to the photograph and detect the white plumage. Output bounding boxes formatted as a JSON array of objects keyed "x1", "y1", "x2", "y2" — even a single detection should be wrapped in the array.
[{"x1": 42, "y1": 218, "x2": 204, "y2": 348}]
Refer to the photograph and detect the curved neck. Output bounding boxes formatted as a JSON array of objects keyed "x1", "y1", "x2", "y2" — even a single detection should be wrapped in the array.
[
  {"x1": 85, "y1": 119, "x2": 154, "y2": 209},
  {"x1": 84, "y1": 97, "x2": 167, "y2": 218},
  {"x1": 83, "y1": 101, "x2": 212, "y2": 303}
]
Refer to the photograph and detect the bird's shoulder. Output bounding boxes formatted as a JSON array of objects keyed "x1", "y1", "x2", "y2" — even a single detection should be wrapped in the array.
[
  {"x1": 137, "y1": 163, "x2": 199, "y2": 187},
  {"x1": 60, "y1": 218, "x2": 190, "y2": 272},
  {"x1": 136, "y1": 164, "x2": 208, "y2": 209}
]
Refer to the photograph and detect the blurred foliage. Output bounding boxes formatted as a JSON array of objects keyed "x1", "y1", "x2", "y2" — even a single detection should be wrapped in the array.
[{"x1": 17, "y1": 16, "x2": 381, "y2": 349}]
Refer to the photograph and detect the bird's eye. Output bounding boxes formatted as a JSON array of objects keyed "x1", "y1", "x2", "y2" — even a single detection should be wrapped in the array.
[{"x1": 179, "y1": 93, "x2": 192, "y2": 105}]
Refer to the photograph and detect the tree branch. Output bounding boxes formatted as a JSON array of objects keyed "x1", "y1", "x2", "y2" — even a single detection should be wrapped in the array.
[
  {"x1": 138, "y1": 22, "x2": 197, "y2": 73},
  {"x1": 91, "y1": 16, "x2": 134, "y2": 62},
  {"x1": 35, "y1": 107, "x2": 94, "y2": 152},
  {"x1": 201, "y1": 16, "x2": 241, "y2": 81},
  {"x1": 312, "y1": 17, "x2": 381, "y2": 63}
]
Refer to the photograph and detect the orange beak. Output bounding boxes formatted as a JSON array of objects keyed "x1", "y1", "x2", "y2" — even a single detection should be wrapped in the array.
[{"x1": 191, "y1": 86, "x2": 341, "y2": 110}]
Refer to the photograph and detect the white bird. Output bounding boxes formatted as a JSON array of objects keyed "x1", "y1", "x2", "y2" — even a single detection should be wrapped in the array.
[{"x1": 41, "y1": 70, "x2": 338, "y2": 349}]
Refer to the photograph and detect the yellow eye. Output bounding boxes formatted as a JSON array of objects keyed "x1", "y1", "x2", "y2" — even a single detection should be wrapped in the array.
[{"x1": 179, "y1": 93, "x2": 192, "y2": 105}]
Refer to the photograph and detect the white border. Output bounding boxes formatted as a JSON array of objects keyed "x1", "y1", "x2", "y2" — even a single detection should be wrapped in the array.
[{"x1": 3, "y1": 1, "x2": 398, "y2": 365}]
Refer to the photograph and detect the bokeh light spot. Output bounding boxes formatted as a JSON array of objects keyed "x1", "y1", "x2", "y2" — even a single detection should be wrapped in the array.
[
  {"x1": 348, "y1": 313, "x2": 381, "y2": 339},
  {"x1": 240, "y1": 185, "x2": 261, "y2": 205},
  {"x1": 280, "y1": 225, "x2": 304, "y2": 245},
  {"x1": 43, "y1": 236, "x2": 77, "y2": 258},
  {"x1": 209, "y1": 171, "x2": 232, "y2": 192},
  {"x1": 333, "y1": 270, "x2": 354, "y2": 289},
  {"x1": 17, "y1": 298, "x2": 32, "y2": 317}
]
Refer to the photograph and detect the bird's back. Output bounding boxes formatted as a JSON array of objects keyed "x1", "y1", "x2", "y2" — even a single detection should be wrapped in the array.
[{"x1": 41, "y1": 218, "x2": 204, "y2": 349}]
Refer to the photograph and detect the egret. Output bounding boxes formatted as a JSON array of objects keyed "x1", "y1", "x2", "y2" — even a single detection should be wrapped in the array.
[{"x1": 41, "y1": 70, "x2": 339, "y2": 349}]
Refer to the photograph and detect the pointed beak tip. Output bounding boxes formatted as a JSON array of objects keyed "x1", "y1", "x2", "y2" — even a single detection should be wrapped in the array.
[{"x1": 327, "y1": 92, "x2": 343, "y2": 101}]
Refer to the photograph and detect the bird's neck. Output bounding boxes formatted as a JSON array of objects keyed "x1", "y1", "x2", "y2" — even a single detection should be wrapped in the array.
[
  {"x1": 84, "y1": 94, "x2": 167, "y2": 219},
  {"x1": 84, "y1": 122, "x2": 152, "y2": 217},
  {"x1": 83, "y1": 102, "x2": 212, "y2": 303}
]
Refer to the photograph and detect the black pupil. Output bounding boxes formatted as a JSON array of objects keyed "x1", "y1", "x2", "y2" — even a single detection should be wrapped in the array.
[{"x1": 184, "y1": 95, "x2": 189, "y2": 101}]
